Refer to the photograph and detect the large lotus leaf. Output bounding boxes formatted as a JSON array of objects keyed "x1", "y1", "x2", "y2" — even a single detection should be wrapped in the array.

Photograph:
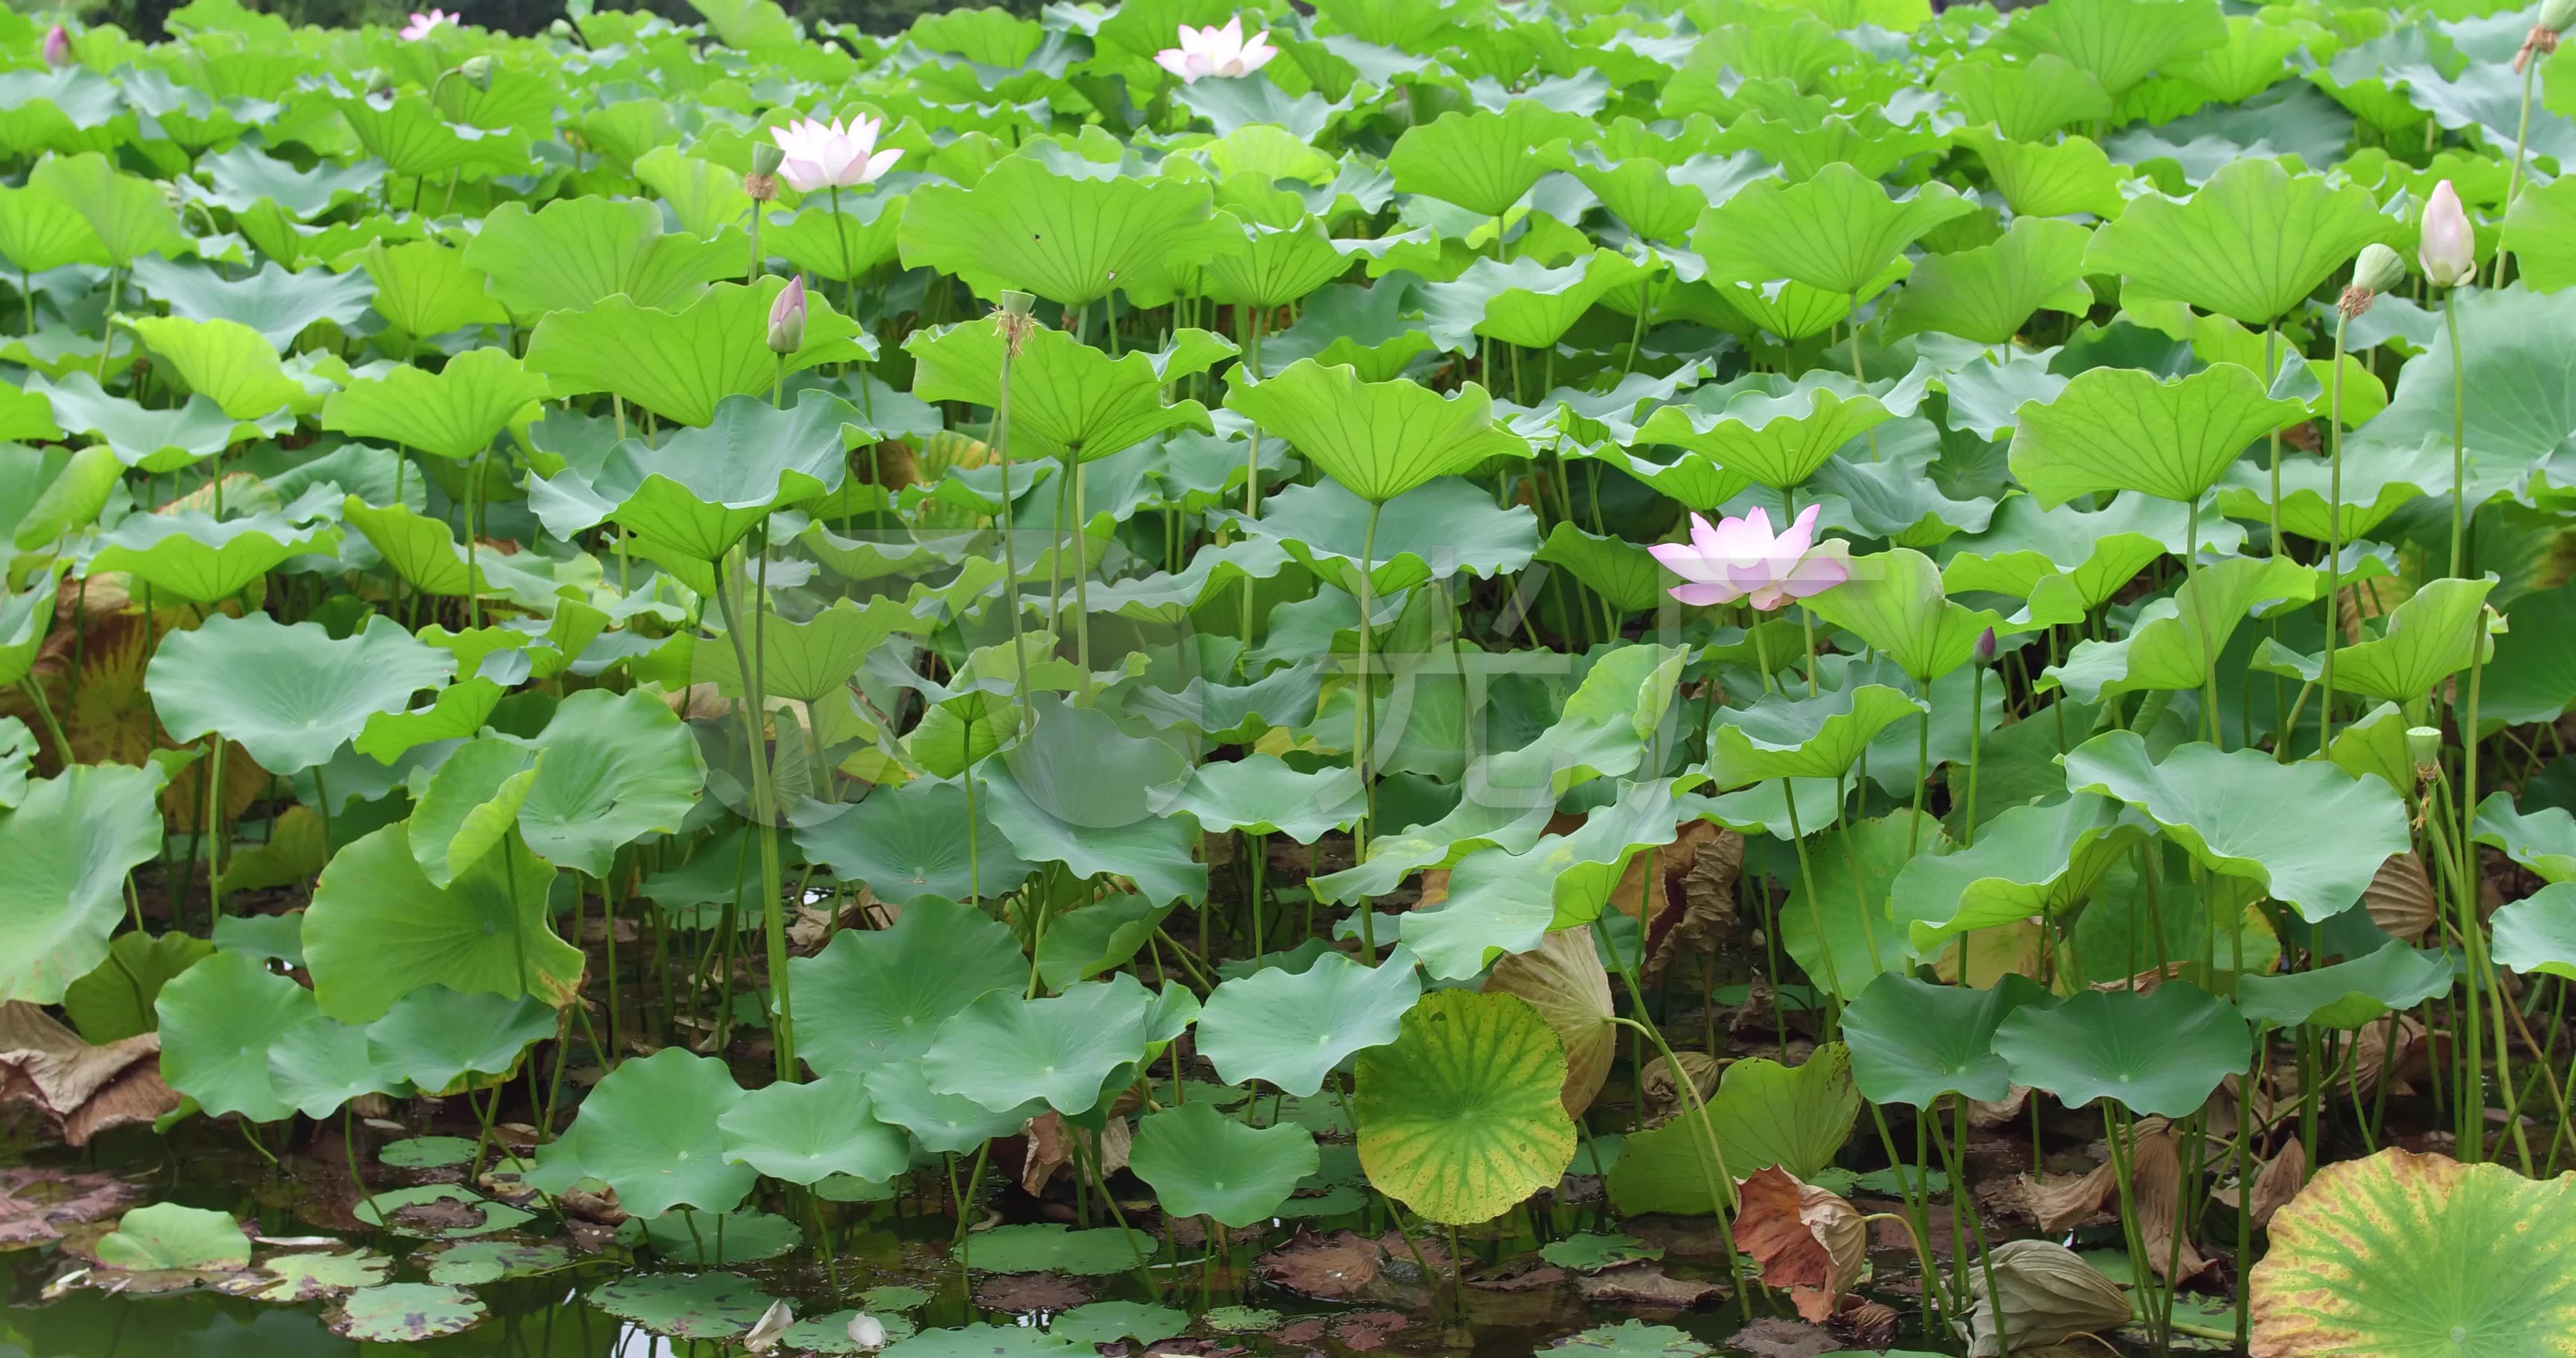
[
  {"x1": 2251, "y1": 1147, "x2": 2576, "y2": 1358},
  {"x1": 94, "y1": 1201, "x2": 253, "y2": 1272},
  {"x1": 865, "y1": 1060, "x2": 1046, "y2": 1156},
  {"x1": 0, "y1": 180, "x2": 111, "y2": 275},
  {"x1": 122, "y1": 316, "x2": 315, "y2": 421},
  {"x1": 1634, "y1": 366, "x2": 1929, "y2": 491},
  {"x1": 717, "y1": 1073, "x2": 910, "y2": 1186},
  {"x1": 1403, "y1": 780, "x2": 1703, "y2": 976},
  {"x1": 1170, "y1": 754, "x2": 1364, "y2": 844},
  {"x1": 2251, "y1": 574, "x2": 2497, "y2": 705},
  {"x1": 62, "y1": 929, "x2": 211, "y2": 1043},
  {"x1": 1418, "y1": 250, "x2": 1658, "y2": 351},
  {"x1": 30, "y1": 372, "x2": 284, "y2": 473},
  {"x1": 1780, "y1": 811, "x2": 1936, "y2": 1000},
  {"x1": 1893, "y1": 794, "x2": 2147, "y2": 951},
  {"x1": 1197, "y1": 214, "x2": 1367, "y2": 311},
  {"x1": 2214, "y1": 431, "x2": 2441, "y2": 546},
  {"x1": 1704, "y1": 683, "x2": 1925, "y2": 788},
  {"x1": 523, "y1": 279, "x2": 872, "y2": 429},
  {"x1": 2507, "y1": 176, "x2": 2576, "y2": 294},
  {"x1": 980, "y1": 698, "x2": 1204, "y2": 905},
  {"x1": 787, "y1": 897, "x2": 1026, "y2": 1078},
  {"x1": 26, "y1": 152, "x2": 187, "y2": 267},
  {"x1": 0, "y1": 765, "x2": 164, "y2": 1006},
  {"x1": 1844, "y1": 973, "x2": 2057, "y2": 1107},
  {"x1": 794, "y1": 780, "x2": 1031, "y2": 907},
  {"x1": 2237, "y1": 939, "x2": 2455, "y2": 1032},
  {"x1": 1257, "y1": 279, "x2": 1438, "y2": 382},
  {"x1": 526, "y1": 1048, "x2": 753, "y2": 1218},
  {"x1": 1690, "y1": 163, "x2": 1973, "y2": 297},
  {"x1": 897, "y1": 153, "x2": 1236, "y2": 306},
  {"x1": 563, "y1": 391, "x2": 863, "y2": 560},
  {"x1": 155, "y1": 949, "x2": 316, "y2": 1124},
  {"x1": 1989, "y1": 0, "x2": 2228, "y2": 96},
  {"x1": 1940, "y1": 493, "x2": 2201, "y2": 614},
  {"x1": 2492, "y1": 881, "x2": 2576, "y2": 981},
  {"x1": 270, "y1": 1012, "x2": 407, "y2": 1118},
  {"x1": 694, "y1": 597, "x2": 931, "y2": 705},
  {"x1": 906, "y1": 321, "x2": 1233, "y2": 464},
  {"x1": 364, "y1": 986, "x2": 555, "y2": 1094},
  {"x1": 923, "y1": 973, "x2": 1165, "y2": 1115},
  {"x1": 2065, "y1": 731, "x2": 2413, "y2": 922},
  {"x1": 87, "y1": 509, "x2": 341, "y2": 605},
  {"x1": 2085, "y1": 159, "x2": 2394, "y2": 325},
  {"x1": 1803, "y1": 548, "x2": 2012, "y2": 685},
  {"x1": 128, "y1": 258, "x2": 374, "y2": 354},
  {"x1": 586, "y1": 1271, "x2": 777, "y2": 1342},
  {"x1": 2348, "y1": 287, "x2": 2576, "y2": 496},
  {"x1": 1995, "y1": 981, "x2": 2248, "y2": 1116},
  {"x1": 1482, "y1": 925, "x2": 1614, "y2": 1118},
  {"x1": 1130, "y1": 1102, "x2": 1318, "y2": 1227},
  {"x1": 1353, "y1": 988, "x2": 1575, "y2": 1225},
  {"x1": 2479, "y1": 585, "x2": 2576, "y2": 729},
  {"x1": 513, "y1": 690, "x2": 703, "y2": 878},
  {"x1": 318, "y1": 348, "x2": 551, "y2": 463},
  {"x1": 459, "y1": 197, "x2": 738, "y2": 322},
  {"x1": 1033, "y1": 893, "x2": 1174, "y2": 992},
  {"x1": 1535, "y1": 521, "x2": 1668, "y2": 614},
  {"x1": 1955, "y1": 127, "x2": 2126, "y2": 219},
  {"x1": 1237, "y1": 477, "x2": 1539, "y2": 597},
  {"x1": 338, "y1": 93, "x2": 531, "y2": 180},
  {"x1": 2470, "y1": 793, "x2": 2576, "y2": 883},
  {"x1": 2009, "y1": 362, "x2": 2306, "y2": 507},
  {"x1": 1223, "y1": 358, "x2": 1530, "y2": 504},
  {"x1": 766, "y1": 193, "x2": 908, "y2": 283},
  {"x1": 148, "y1": 613, "x2": 454, "y2": 775},
  {"x1": 304, "y1": 820, "x2": 577, "y2": 1023},
  {"x1": 339, "y1": 500, "x2": 542, "y2": 604},
  {"x1": 1387, "y1": 101, "x2": 1592, "y2": 219},
  {"x1": 10, "y1": 449, "x2": 123, "y2": 553},
  {"x1": 1709, "y1": 1041, "x2": 1858, "y2": 1179},
  {"x1": 1196, "y1": 947, "x2": 1420, "y2": 1097},
  {"x1": 353, "y1": 239, "x2": 511, "y2": 342},
  {"x1": 2046, "y1": 555, "x2": 2318, "y2": 703},
  {"x1": 1885, "y1": 217, "x2": 2094, "y2": 346}
]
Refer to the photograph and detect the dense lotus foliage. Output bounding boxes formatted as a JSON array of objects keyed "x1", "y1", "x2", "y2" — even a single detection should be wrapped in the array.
[{"x1": 7, "y1": 0, "x2": 2576, "y2": 1352}]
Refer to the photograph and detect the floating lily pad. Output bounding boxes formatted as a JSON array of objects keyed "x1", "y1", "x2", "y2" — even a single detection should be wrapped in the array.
[
  {"x1": 950, "y1": 1224, "x2": 1157, "y2": 1276},
  {"x1": 328, "y1": 1282, "x2": 487, "y2": 1342},
  {"x1": 588, "y1": 1271, "x2": 779, "y2": 1340}
]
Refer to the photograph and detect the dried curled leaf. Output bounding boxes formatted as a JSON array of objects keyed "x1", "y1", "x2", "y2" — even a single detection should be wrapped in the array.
[
  {"x1": 1646, "y1": 825, "x2": 1745, "y2": 984},
  {"x1": 0, "y1": 1003, "x2": 179, "y2": 1147},
  {"x1": 1640, "y1": 1052, "x2": 1721, "y2": 1125},
  {"x1": 1963, "y1": 1239, "x2": 2133, "y2": 1357},
  {"x1": 1484, "y1": 927, "x2": 1616, "y2": 1117},
  {"x1": 1731, "y1": 1166, "x2": 1867, "y2": 1322},
  {"x1": 2360, "y1": 851, "x2": 2436, "y2": 940}
]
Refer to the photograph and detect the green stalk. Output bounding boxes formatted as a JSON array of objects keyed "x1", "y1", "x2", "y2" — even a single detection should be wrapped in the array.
[
  {"x1": 1240, "y1": 304, "x2": 1264, "y2": 651},
  {"x1": 2321, "y1": 307, "x2": 2350, "y2": 749},
  {"x1": 2185, "y1": 498, "x2": 2221, "y2": 749},
  {"x1": 993, "y1": 324, "x2": 1033, "y2": 712},
  {"x1": 1963, "y1": 660, "x2": 1984, "y2": 845},
  {"x1": 2495, "y1": 49, "x2": 2540, "y2": 289},
  {"x1": 2444, "y1": 287, "x2": 2468, "y2": 579},
  {"x1": 713, "y1": 538, "x2": 795, "y2": 1081},
  {"x1": 1907, "y1": 705, "x2": 1929, "y2": 854},
  {"x1": 203, "y1": 734, "x2": 226, "y2": 916},
  {"x1": 1352, "y1": 500, "x2": 1384, "y2": 963},
  {"x1": 465, "y1": 442, "x2": 488, "y2": 629}
]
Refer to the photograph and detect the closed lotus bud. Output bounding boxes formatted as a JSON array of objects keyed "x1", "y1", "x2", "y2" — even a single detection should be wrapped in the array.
[
  {"x1": 2418, "y1": 181, "x2": 2477, "y2": 288},
  {"x1": 547, "y1": 18, "x2": 575, "y2": 38},
  {"x1": 746, "y1": 142, "x2": 785, "y2": 201},
  {"x1": 43, "y1": 23, "x2": 70, "y2": 68},
  {"x1": 1974, "y1": 627, "x2": 1997, "y2": 665},
  {"x1": 2546, "y1": 0, "x2": 2576, "y2": 31},
  {"x1": 767, "y1": 275, "x2": 806, "y2": 354},
  {"x1": 2353, "y1": 243, "x2": 2406, "y2": 296},
  {"x1": 845, "y1": 1313, "x2": 888, "y2": 1350},
  {"x1": 457, "y1": 55, "x2": 496, "y2": 91},
  {"x1": 1963, "y1": 1239, "x2": 2134, "y2": 1357}
]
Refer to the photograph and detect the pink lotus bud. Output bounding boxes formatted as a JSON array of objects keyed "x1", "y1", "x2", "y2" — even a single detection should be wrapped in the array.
[
  {"x1": 767, "y1": 276, "x2": 806, "y2": 354},
  {"x1": 43, "y1": 25, "x2": 70, "y2": 68},
  {"x1": 2419, "y1": 180, "x2": 2476, "y2": 288},
  {"x1": 1974, "y1": 627, "x2": 1996, "y2": 665}
]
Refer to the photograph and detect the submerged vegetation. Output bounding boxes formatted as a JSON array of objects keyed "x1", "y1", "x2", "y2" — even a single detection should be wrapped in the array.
[{"x1": 6, "y1": 0, "x2": 2576, "y2": 1354}]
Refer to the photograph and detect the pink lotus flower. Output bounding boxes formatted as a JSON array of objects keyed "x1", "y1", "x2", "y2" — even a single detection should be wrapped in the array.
[
  {"x1": 42, "y1": 24, "x2": 70, "y2": 68},
  {"x1": 1648, "y1": 505, "x2": 1849, "y2": 610},
  {"x1": 1154, "y1": 16, "x2": 1276, "y2": 83},
  {"x1": 2419, "y1": 180, "x2": 2476, "y2": 288},
  {"x1": 399, "y1": 8, "x2": 454, "y2": 39},
  {"x1": 767, "y1": 275, "x2": 806, "y2": 354},
  {"x1": 767, "y1": 115, "x2": 901, "y2": 194}
]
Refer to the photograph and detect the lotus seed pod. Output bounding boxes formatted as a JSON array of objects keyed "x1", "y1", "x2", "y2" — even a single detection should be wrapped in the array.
[
  {"x1": 2406, "y1": 726, "x2": 2443, "y2": 767},
  {"x1": 998, "y1": 289, "x2": 1038, "y2": 318},
  {"x1": 457, "y1": 55, "x2": 496, "y2": 91},
  {"x1": 2353, "y1": 243, "x2": 2406, "y2": 295},
  {"x1": 2543, "y1": 0, "x2": 2573, "y2": 36},
  {"x1": 752, "y1": 142, "x2": 786, "y2": 177}
]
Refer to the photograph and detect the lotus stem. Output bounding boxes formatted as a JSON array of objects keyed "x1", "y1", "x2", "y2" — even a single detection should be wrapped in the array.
[
  {"x1": 1963, "y1": 661, "x2": 1983, "y2": 845},
  {"x1": 2184, "y1": 498, "x2": 2220, "y2": 749},
  {"x1": 2496, "y1": 52, "x2": 2540, "y2": 289},
  {"x1": 1241, "y1": 304, "x2": 1264, "y2": 652},
  {"x1": 1352, "y1": 499, "x2": 1384, "y2": 962},
  {"x1": 2421, "y1": 791, "x2": 2486, "y2": 1161},
  {"x1": 1865, "y1": 1105, "x2": 1950, "y2": 1324},
  {"x1": 992, "y1": 321, "x2": 1032, "y2": 712},
  {"x1": 1781, "y1": 788, "x2": 1846, "y2": 1024},
  {"x1": 95, "y1": 268, "x2": 119, "y2": 382},
  {"x1": 2444, "y1": 286, "x2": 2467, "y2": 579},
  {"x1": 465, "y1": 441, "x2": 488, "y2": 629},
  {"x1": 1929, "y1": 1101, "x2": 2008, "y2": 1357},
  {"x1": 203, "y1": 734, "x2": 226, "y2": 917},
  {"x1": 1908, "y1": 705, "x2": 1929, "y2": 854},
  {"x1": 2321, "y1": 307, "x2": 2350, "y2": 750}
]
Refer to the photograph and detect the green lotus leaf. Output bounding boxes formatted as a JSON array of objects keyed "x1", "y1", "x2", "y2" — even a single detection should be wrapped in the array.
[
  {"x1": 2507, "y1": 175, "x2": 2576, "y2": 294},
  {"x1": 1935, "y1": 58, "x2": 2114, "y2": 143},
  {"x1": 1779, "y1": 810, "x2": 1937, "y2": 1000},
  {"x1": 1170, "y1": 753, "x2": 1365, "y2": 843},
  {"x1": 27, "y1": 152, "x2": 187, "y2": 268},
  {"x1": 2065, "y1": 731, "x2": 2414, "y2": 922},
  {"x1": 1996, "y1": 981, "x2": 2248, "y2": 1117},
  {"x1": 1, "y1": 578, "x2": 64, "y2": 690},
  {"x1": 62, "y1": 929, "x2": 209, "y2": 1043},
  {"x1": 2492, "y1": 881, "x2": 2576, "y2": 980},
  {"x1": 1418, "y1": 250, "x2": 1658, "y2": 351},
  {"x1": 406, "y1": 737, "x2": 540, "y2": 888},
  {"x1": 941, "y1": 1222, "x2": 1158, "y2": 1278},
  {"x1": 1941, "y1": 493, "x2": 2221, "y2": 614},
  {"x1": 96, "y1": 1201, "x2": 252, "y2": 1272},
  {"x1": 2212, "y1": 439, "x2": 2440, "y2": 551},
  {"x1": 0, "y1": 180, "x2": 111, "y2": 275},
  {"x1": 338, "y1": 92, "x2": 531, "y2": 180},
  {"x1": 906, "y1": 321, "x2": 1233, "y2": 464},
  {"x1": 864, "y1": 1059, "x2": 1046, "y2": 1156},
  {"x1": 2250, "y1": 1147, "x2": 2576, "y2": 1358},
  {"x1": 1634, "y1": 366, "x2": 1929, "y2": 492},
  {"x1": 1221, "y1": 358, "x2": 1531, "y2": 504},
  {"x1": 2349, "y1": 288, "x2": 2576, "y2": 499},
  {"x1": 2251, "y1": 574, "x2": 2497, "y2": 704},
  {"x1": 326, "y1": 1282, "x2": 487, "y2": 1342},
  {"x1": 2085, "y1": 158, "x2": 2392, "y2": 325},
  {"x1": 526, "y1": 1047, "x2": 753, "y2": 1218},
  {"x1": 513, "y1": 688, "x2": 704, "y2": 878},
  {"x1": 1196, "y1": 947, "x2": 1420, "y2": 1097},
  {"x1": 924, "y1": 972, "x2": 1168, "y2": 1115},
  {"x1": 2009, "y1": 362, "x2": 2307, "y2": 507},
  {"x1": 0, "y1": 764, "x2": 163, "y2": 1007},
  {"x1": 1353, "y1": 988, "x2": 1575, "y2": 1225},
  {"x1": 1705, "y1": 683, "x2": 1925, "y2": 788},
  {"x1": 147, "y1": 612, "x2": 453, "y2": 775},
  {"x1": 418, "y1": 1239, "x2": 570, "y2": 1286},
  {"x1": 1990, "y1": 0, "x2": 2226, "y2": 96},
  {"x1": 908, "y1": 689, "x2": 1019, "y2": 781},
  {"x1": 30, "y1": 372, "x2": 285, "y2": 472},
  {"x1": 1404, "y1": 781, "x2": 1704, "y2": 975},
  {"x1": 1045, "y1": 1301, "x2": 1187, "y2": 1350},
  {"x1": 1534, "y1": 521, "x2": 1668, "y2": 614},
  {"x1": 2046, "y1": 555, "x2": 2317, "y2": 704},
  {"x1": 1712, "y1": 1041, "x2": 1859, "y2": 1179},
  {"x1": 459, "y1": 194, "x2": 746, "y2": 321},
  {"x1": 130, "y1": 258, "x2": 374, "y2": 353},
  {"x1": 695, "y1": 598, "x2": 930, "y2": 706},
  {"x1": 348, "y1": 239, "x2": 509, "y2": 343},
  {"x1": 351, "y1": 1184, "x2": 535, "y2": 1239},
  {"x1": 0, "y1": 380, "x2": 57, "y2": 444},
  {"x1": 2237, "y1": 939, "x2": 2456, "y2": 1031},
  {"x1": 122, "y1": 315, "x2": 317, "y2": 420},
  {"x1": 319, "y1": 348, "x2": 551, "y2": 462},
  {"x1": 1690, "y1": 163, "x2": 1973, "y2": 297},
  {"x1": 269, "y1": 1012, "x2": 406, "y2": 1118},
  {"x1": 897, "y1": 153, "x2": 1236, "y2": 306},
  {"x1": 1717, "y1": 110, "x2": 1946, "y2": 184},
  {"x1": 523, "y1": 278, "x2": 872, "y2": 429},
  {"x1": 1803, "y1": 547, "x2": 2013, "y2": 685},
  {"x1": 1885, "y1": 217, "x2": 2095, "y2": 346},
  {"x1": 767, "y1": 194, "x2": 909, "y2": 283},
  {"x1": 540, "y1": 390, "x2": 863, "y2": 560},
  {"x1": 980, "y1": 696, "x2": 1204, "y2": 906},
  {"x1": 638, "y1": 1208, "x2": 801, "y2": 1266},
  {"x1": 716, "y1": 1073, "x2": 911, "y2": 1186},
  {"x1": 1129, "y1": 1101, "x2": 1319, "y2": 1227},
  {"x1": 1845, "y1": 973, "x2": 2057, "y2": 1107},
  {"x1": 2471, "y1": 792, "x2": 2576, "y2": 883},
  {"x1": 1953, "y1": 126, "x2": 2126, "y2": 219},
  {"x1": 1894, "y1": 794, "x2": 2148, "y2": 950},
  {"x1": 1196, "y1": 214, "x2": 1362, "y2": 310},
  {"x1": 1258, "y1": 280, "x2": 1438, "y2": 382},
  {"x1": 304, "y1": 819, "x2": 577, "y2": 1023},
  {"x1": 155, "y1": 949, "x2": 316, "y2": 1124},
  {"x1": 0, "y1": 718, "x2": 25, "y2": 808},
  {"x1": 364, "y1": 986, "x2": 555, "y2": 1094},
  {"x1": 587, "y1": 1271, "x2": 779, "y2": 1342},
  {"x1": 87, "y1": 509, "x2": 341, "y2": 605},
  {"x1": 879, "y1": 1327, "x2": 1080, "y2": 1358},
  {"x1": 1034, "y1": 893, "x2": 1176, "y2": 993},
  {"x1": 250, "y1": 1247, "x2": 396, "y2": 1300},
  {"x1": 1546, "y1": 1321, "x2": 1718, "y2": 1358},
  {"x1": 794, "y1": 780, "x2": 1032, "y2": 909},
  {"x1": 1387, "y1": 101, "x2": 1592, "y2": 219},
  {"x1": 1482, "y1": 924, "x2": 1616, "y2": 1117},
  {"x1": 338, "y1": 499, "x2": 557, "y2": 605},
  {"x1": 1236, "y1": 477, "x2": 1540, "y2": 597}
]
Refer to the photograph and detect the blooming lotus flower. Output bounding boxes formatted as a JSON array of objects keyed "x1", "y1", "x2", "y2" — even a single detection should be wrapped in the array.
[
  {"x1": 767, "y1": 275, "x2": 806, "y2": 354},
  {"x1": 1648, "y1": 504, "x2": 1848, "y2": 610},
  {"x1": 844, "y1": 1314, "x2": 889, "y2": 1350},
  {"x1": 399, "y1": 9, "x2": 453, "y2": 39},
  {"x1": 767, "y1": 115, "x2": 901, "y2": 195},
  {"x1": 42, "y1": 24, "x2": 69, "y2": 68},
  {"x1": 2419, "y1": 180, "x2": 2476, "y2": 288},
  {"x1": 1154, "y1": 16, "x2": 1277, "y2": 83}
]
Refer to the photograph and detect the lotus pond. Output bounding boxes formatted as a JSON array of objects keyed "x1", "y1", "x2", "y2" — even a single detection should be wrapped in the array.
[{"x1": 9, "y1": 0, "x2": 2576, "y2": 1353}]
